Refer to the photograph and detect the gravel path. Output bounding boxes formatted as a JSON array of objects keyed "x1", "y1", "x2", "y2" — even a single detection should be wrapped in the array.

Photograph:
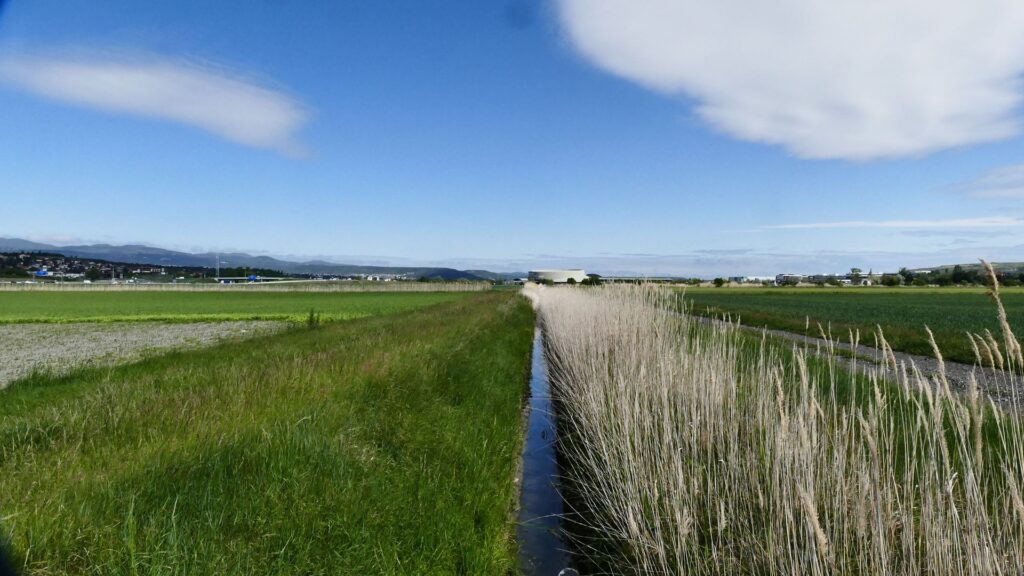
[
  {"x1": 697, "y1": 317, "x2": 1022, "y2": 406},
  {"x1": 0, "y1": 321, "x2": 285, "y2": 389}
]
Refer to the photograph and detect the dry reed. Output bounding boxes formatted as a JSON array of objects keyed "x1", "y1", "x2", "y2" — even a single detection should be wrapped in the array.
[{"x1": 525, "y1": 280, "x2": 1024, "y2": 575}]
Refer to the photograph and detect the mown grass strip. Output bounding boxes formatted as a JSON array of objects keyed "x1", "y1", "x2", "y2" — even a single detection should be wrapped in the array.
[
  {"x1": 0, "y1": 313, "x2": 372, "y2": 324},
  {"x1": 681, "y1": 287, "x2": 1024, "y2": 364},
  {"x1": 0, "y1": 291, "x2": 469, "y2": 324},
  {"x1": 0, "y1": 292, "x2": 535, "y2": 575}
]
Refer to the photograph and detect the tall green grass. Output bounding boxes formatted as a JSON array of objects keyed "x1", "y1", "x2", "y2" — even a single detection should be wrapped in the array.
[
  {"x1": 527, "y1": 275, "x2": 1024, "y2": 575},
  {"x1": 0, "y1": 292, "x2": 534, "y2": 575}
]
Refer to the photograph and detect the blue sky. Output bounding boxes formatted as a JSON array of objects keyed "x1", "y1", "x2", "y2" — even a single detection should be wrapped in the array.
[{"x1": 0, "y1": 0, "x2": 1022, "y2": 275}]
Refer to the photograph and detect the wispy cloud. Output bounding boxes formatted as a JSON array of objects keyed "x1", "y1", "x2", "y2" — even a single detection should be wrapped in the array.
[
  {"x1": 765, "y1": 217, "x2": 1023, "y2": 230},
  {"x1": 25, "y1": 234, "x2": 84, "y2": 245},
  {"x1": 954, "y1": 163, "x2": 1024, "y2": 199},
  {"x1": 558, "y1": 0, "x2": 1024, "y2": 160},
  {"x1": 0, "y1": 50, "x2": 308, "y2": 156},
  {"x1": 418, "y1": 245, "x2": 1024, "y2": 276},
  {"x1": 901, "y1": 229, "x2": 1013, "y2": 238}
]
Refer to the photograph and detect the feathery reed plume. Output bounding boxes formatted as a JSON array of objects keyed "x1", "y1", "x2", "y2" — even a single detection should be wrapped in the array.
[
  {"x1": 527, "y1": 283, "x2": 1024, "y2": 575},
  {"x1": 982, "y1": 259, "x2": 1023, "y2": 368}
]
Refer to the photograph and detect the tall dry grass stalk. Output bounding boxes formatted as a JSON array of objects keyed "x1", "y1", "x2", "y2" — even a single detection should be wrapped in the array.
[{"x1": 525, "y1": 281, "x2": 1024, "y2": 575}]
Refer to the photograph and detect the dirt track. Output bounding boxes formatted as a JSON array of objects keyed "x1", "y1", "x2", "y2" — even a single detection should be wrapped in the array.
[
  {"x1": 0, "y1": 321, "x2": 284, "y2": 389},
  {"x1": 700, "y1": 317, "x2": 1023, "y2": 406}
]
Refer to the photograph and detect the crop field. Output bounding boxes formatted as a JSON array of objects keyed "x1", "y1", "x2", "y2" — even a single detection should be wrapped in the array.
[
  {"x1": 0, "y1": 290, "x2": 469, "y2": 323},
  {"x1": 0, "y1": 291, "x2": 535, "y2": 575},
  {"x1": 681, "y1": 287, "x2": 1024, "y2": 364}
]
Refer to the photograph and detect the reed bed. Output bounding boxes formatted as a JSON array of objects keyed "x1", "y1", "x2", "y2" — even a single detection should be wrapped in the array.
[{"x1": 525, "y1": 264, "x2": 1024, "y2": 575}]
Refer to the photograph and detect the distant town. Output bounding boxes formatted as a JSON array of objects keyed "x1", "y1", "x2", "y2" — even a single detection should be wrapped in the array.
[
  {"x1": 0, "y1": 252, "x2": 428, "y2": 284},
  {"x1": 4, "y1": 251, "x2": 1023, "y2": 288},
  {"x1": 527, "y1": 265, "x2": 1024, "y2": 287},
  {"x1": 735, "y1": 264, "x2": 1024, "y2": 287}
]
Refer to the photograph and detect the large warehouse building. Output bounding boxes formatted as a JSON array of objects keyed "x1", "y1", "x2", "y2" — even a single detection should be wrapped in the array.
[{"x1": 528, "y1": 269, "x2": 587, "y2": 283}]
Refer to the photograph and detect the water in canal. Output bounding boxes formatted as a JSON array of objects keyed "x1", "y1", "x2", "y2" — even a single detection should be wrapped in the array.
[{"x1": 517, "y1": 327, "x2": 574, "y2": 575}]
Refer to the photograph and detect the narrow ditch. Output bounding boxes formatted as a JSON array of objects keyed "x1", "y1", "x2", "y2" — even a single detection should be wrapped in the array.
[{"x1": 517, "y1": 326, "x2": 574, "y2": 575}]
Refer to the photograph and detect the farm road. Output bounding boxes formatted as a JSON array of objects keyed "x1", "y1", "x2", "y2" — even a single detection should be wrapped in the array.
[{"x1": 700, "y1": 317, "x2": 1021, "y2": 406}]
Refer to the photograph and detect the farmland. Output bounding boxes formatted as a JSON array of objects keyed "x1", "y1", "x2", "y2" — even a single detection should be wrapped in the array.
[
  {"x1": 0, "y1": 290, "x2": 470, "y2": 323},
  {"x1": 0, "y1": 291, "x2": 535, "y2": 574},
  {"x1": 681, "y1": 287, "x2": 1024, "y2": 364}
]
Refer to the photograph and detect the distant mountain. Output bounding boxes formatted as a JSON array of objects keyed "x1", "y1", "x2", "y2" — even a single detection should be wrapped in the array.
[
  {"x1": 0, "y1": 238, "x2": 498, "y2": 281},
  {"x1": 463, "y1": 269, "x2": 527, "y2": 281},
  {"x1": 0, "y1": 238, "x2": 55, "y2": 252}
]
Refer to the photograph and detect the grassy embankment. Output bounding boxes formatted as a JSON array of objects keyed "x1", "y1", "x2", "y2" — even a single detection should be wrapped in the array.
[
  {"x1": 0, "y1": 291, "x2": 470, "y2": 323},
  {"x1": 0, "y1": 291, "x2": 535, "y2": 575},
  {"x1": 682, "y1": 286, "x2": 1024, "y2": 364},
  {"x1": 530, "y1": 282, "x2": 1024, "y2": 575}
]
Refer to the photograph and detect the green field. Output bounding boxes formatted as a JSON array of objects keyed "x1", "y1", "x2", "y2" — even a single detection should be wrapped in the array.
[
  {"x1": 682, "y1": 287, "x2": 1024, "y2": 364},
  {"x1": 0, "y1": 291, "x2": 470, "y2": 323},
  {"x1": 0, "y1": 292, "x2": 535, "y2": 574}
]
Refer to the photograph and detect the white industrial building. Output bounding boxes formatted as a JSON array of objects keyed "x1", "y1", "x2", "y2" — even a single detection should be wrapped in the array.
[{"x1": 528, "y1": 269, "x2": 587, "y2": 284}]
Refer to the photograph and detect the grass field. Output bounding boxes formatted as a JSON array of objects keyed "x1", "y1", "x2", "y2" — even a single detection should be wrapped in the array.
[
  {"x1": 0, "y1": 292, "x2": 535, "y2": 575},
  {"x1": 681, "y1": 287, "x2": 1024, "y2": 364},
  {"x1": 0, "y1": 291, "x2": 470, "y2": 323}
]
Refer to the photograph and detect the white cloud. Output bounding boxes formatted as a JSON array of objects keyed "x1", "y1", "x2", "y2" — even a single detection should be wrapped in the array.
[
  {"x1": 557, "y1": 0, "x2": 1024, "y2": 160},
  {"x1": 0, "y1": 51, "x2": 308, "y2": 156},
  {"x1": 958, "y1": 163, "x2": 1024, "y2": 198},
  {"x1": 26, "y1": 234, "x2": 83, "y2": 245},
  {"x1": 765, "y1": 217, "x2": 1023, "y2": 230}
]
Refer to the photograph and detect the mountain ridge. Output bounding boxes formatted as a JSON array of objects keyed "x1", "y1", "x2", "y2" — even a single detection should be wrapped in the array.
[{"x1": 0, "y1": 238, "x2": 520, "y2": 281}]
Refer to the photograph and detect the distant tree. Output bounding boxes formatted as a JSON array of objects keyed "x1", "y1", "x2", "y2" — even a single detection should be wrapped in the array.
[
  {"x1": 951, "y1": 265, "x2": 967, "y2": 284},
  {"x1": 581, "y1": 274, "x2": 602, "y2": 286},
  {"x1": 898, "y1": 267, "x2": 914, "y2": 283},
  {"x1": 881, "y1": 274, "x2": 902, "y2": 286},
  {"x1": 713, "y1": 277, "x2": 726, "y2": 288},
  {"x1": 912, "y1": 276, "x2": 928, "y2": 286},
  {"x1": 566, "y1": 277, "x2": 577, "y2": 285},
  {"x1": 849, "y1": 267, "x2": 863, "y2": 284},
  {"x1": 825, "y1": 277, "x2": 843, "y2": 287},
  {"x1": 950, "y1": 265, "x2": 979, "y2": 285},
  {"x1": 85, "y1": 267, "x2": 102, "y2": 281}
]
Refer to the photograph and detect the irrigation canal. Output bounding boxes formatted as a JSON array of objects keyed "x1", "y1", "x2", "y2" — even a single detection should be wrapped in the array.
[{"x1": 517, "y1": 327, "x2": 574, "y2": 575}]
